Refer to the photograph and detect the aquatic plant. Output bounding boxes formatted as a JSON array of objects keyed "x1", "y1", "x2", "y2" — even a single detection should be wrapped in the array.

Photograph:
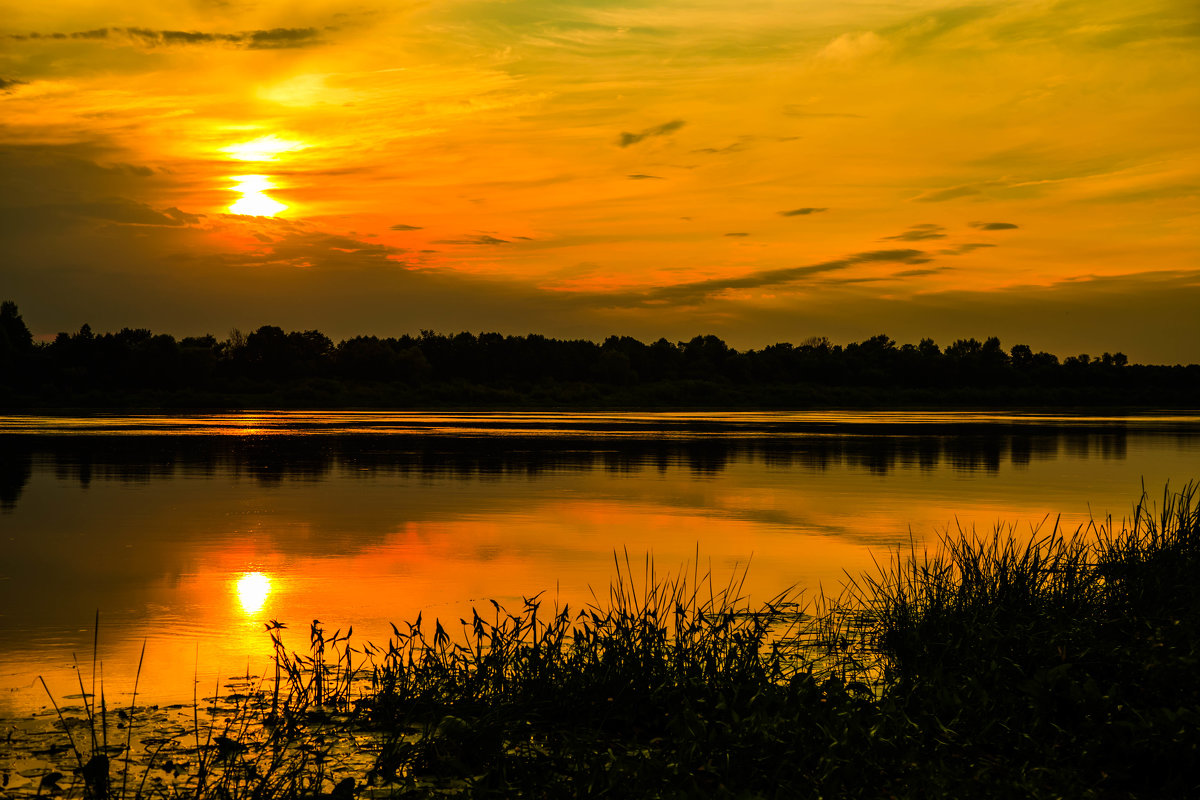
[{"x1": 15, "y1": 482, "x2": 1200, "y2": 798}]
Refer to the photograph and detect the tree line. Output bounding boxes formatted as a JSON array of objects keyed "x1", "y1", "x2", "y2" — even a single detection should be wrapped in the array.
[{"x1": 2, "y1": 301, "x2": 1197, "y2": 407}]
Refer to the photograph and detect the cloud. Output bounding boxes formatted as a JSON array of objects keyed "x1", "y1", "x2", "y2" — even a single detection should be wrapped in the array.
[
  {"x1": 623, "y1": 249, "x2": 930, "y2": 305},
  {"x1": 816, "y1": 31, "x2": 886, "y2": 62},
  {"x1": 389, "y1": 224, "x2": 423, "y2": 231},
  {"x1": 779, "y1": 207, "x2": 828, "y2": 216},
  {"x1": 616, "y1": 119, "x2": 685, "y2": 148},
  {"x1": 0, "y1": 144, "x2": 169, "y2": 217},
  {"x1": 218, "y1": 226, "x2": 407, "y2": 270},
  {"x1": 3, "y1": 198, "x2": 204, "y2": 230},
  {"x1": 1086, "y1": 184, "x2": 1198, "y2": 204},
  {"x1": 693, "y1": 139, "x2": 752, "y2": 155},
  {"x1": 892, "y1": 268, "x2": 945, "y2": 278},
  {"x1": 913, "y1": 185, "x2": 984, "y2": 203},
  {"x1": 940, "y1": 243, "x2": 996, "y2": 255},
  {"x1": 724, "y1": 232, "x2": 749, "y2": 237},
  {"x1": 0, "y1": 77, "x2": 26, "y2": 92},
  {"x1": 434, "y1": 234, "x2": 510, "y2": 245},
  {"x1": 245, "y1": 28, "x2": 324, "y2": 49},
  {"x1": 627, "y1": 174, "x2": 664, "y2": 180},
  {"x1": 884, "y1": 224, "x2": 947, "y2": 241},
  {"x1": 162, "y1": 207, "x2": 203, "y2": 225},
  {"x1": 782, "y1": 107, "x2": 863, "y2": 119},
  {"x1": 7, "y1": 27, "x2": 323, "y2": 49},
  {"x1": 969, "y1": 221, "x2": 1019, "y2": 230}
]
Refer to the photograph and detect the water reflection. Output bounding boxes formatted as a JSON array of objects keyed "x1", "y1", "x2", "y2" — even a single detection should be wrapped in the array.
[
  {"x1": 0, "y1": 425, "x2": 1172, "y2": 509},
  {"x1": 236, "y1": 572, "x2": 272, "y2": 615},
  {"x1": 0, "y1": 448, "x2": 31, "y2": 511},
  {"x1": 1, "y1": 413, "x2": 1197, "y2": 713}
]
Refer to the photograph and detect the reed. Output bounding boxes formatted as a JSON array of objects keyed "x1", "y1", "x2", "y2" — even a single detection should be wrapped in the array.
[{"x1": 22, "y1": 482, "x2": 1200, "y2": 798}]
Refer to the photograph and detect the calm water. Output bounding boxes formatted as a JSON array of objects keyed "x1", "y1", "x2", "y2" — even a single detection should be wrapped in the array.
[{"x1": 2, "y1": 411, "x2": 1198, "y2": 713}]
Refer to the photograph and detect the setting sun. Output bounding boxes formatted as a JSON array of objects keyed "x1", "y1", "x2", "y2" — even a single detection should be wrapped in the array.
[
  {"x1": 229, "y1": 175, "x2": 287, "y2": 217},
  {"x1": 222, "y1": 134, "x2": 307, "y2": 162}
]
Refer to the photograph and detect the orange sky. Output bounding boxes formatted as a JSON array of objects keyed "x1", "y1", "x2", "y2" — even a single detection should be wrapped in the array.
[{"x1": 1, "y1": 0, "x2": 1197, "y2": 361}]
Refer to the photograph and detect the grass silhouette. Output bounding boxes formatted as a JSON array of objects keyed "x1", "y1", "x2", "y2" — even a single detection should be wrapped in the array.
[{"x1": 18, "y1": 482, "x2": 1199, "y2": 798}]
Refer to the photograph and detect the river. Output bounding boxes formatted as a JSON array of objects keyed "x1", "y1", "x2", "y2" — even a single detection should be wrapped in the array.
[{"x1": 1, "y1": 411, "x2": 1197, "y2": 712}]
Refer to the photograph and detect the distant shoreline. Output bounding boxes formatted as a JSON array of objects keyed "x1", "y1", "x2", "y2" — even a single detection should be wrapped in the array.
[{"x1": 4, "y1": 308, "x2": 1198, "y2": 411}]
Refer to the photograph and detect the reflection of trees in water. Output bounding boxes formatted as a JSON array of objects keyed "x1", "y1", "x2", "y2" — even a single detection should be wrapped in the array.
[
  {"x1": 0, "y1": 444, "x2": 32, "y2": 512},
  {"x1": 0, "y1": 425, "x2": 1171, "y2": 510}
]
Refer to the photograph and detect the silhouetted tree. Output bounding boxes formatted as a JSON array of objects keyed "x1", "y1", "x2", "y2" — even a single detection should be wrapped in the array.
[
  {"x1": 0, "y1": 301, "x2": 34, "y2": 360},
  {"x1": 1, "y1": 305, "x2": 1195, "y2": 408}
]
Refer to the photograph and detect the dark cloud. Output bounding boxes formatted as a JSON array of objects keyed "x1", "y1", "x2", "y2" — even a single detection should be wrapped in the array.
[
  {"x1": 940, "y1": 243, "x2": 996, "y2": 255},
  {"x1": 218, "y1": 227, "x2": 407, "y2": 270},
  {"x1": 246, "y1": 28, "x2": 324, "y2": 49},
  {"x1": 434, "y1": 234, "x2": 510, "y2": 245},
  {"x1": 779, "y1": 208, "x2": 827, "y2": 216},
  {"x1": 913, "y1": 185, "x2": 982, "y2": 203},
  {"x1": 970, "y1": 221, "x2": 1019, "y2": 230},
  {"x1": 617, "y1": 119, "x2": 685, "y2": 148},
  {"x1": 389, "y1": 224, "x2": 423, "y2": 231},
  {"x1": 162, "y1": 207, "x2": 203, "y2": 225},
  {"x1": 0, "y1": 144, "x2": 165, "y2": 214},
  {"x1": 620, "y1": 249, "x2": 930, "y2": 306},
  {"x1": 7, "y1": 27, "x2": 323, "y2": 49},
  {"x1": 692, "y1": 139, "x2": 751, "y2": 155},
  {"x1": 893, "y1": 268, "x2": 946, "y2": 278},
  {"x1": 627, "y1": 174, "x2": 664, "y2": 180},
  {"x1": 724, "y1": 232, "x2": 749, "y2": 237},
  {"x1": 884, "y1": 224, "x2": 947, "y2": 241},
  {"x1": 66, "y1": 199, "x2": 201, "y2": 226},
  {"x1": 0, "y1": 77, "x2": 26, "y2": 92}
]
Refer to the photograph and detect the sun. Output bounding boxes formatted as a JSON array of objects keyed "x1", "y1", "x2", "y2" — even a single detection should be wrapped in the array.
[
  {"x1": 222, "y1": 134, "x2": 307, "y2": 162},
  {"x1": 229, "y1": 175, "x2": 287, "y2": 217}
]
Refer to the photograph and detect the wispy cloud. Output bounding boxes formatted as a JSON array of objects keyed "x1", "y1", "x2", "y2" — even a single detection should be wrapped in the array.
[
  {"x1": 1, "y1": 198, "x2": 204, "y2": 230},
  {"x1": 893, "y1": 267, "x2": 947, "y2": 277},
  {"x1": 627, "y1": 174, "x2": 664, "y2": 180},
  {"x1": 970, "y1": 221, "x2": 1019, "y2": 230},
  {"x1": 390, "y1": 223, "x2": 423, "y2": 231},
  {"x1": 434, "y1": 234, "x2": 510, "y2": 245},
  {"x1": 779, "y1": 207, "x2": 828, "y2": 216},
  {"x1": 884, "y1": 223, "x2": 946, "y2": 241},
  {"x1": 912, "y1": 185, "x2": 983, "y2": 203},
  {"x1": 617, "y1": 119, "x2": 685, "y2": 148},
  {"x1": 621, "y1": 248, "x2": 930, "y2": 305},
  {"x1": 7, "y1": 27, "x2": 324, "y2": 49},
  {"x1": 940, "y1": 243, "x2": 996, "y2": 255},
  {"x1": 693, "y1": 138, "x2": 752, "y2": 155}
]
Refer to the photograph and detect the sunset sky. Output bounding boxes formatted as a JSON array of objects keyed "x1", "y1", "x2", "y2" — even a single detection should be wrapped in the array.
[{"x1": 2, "y1": 0, "x2": 1197, "y2": 362}]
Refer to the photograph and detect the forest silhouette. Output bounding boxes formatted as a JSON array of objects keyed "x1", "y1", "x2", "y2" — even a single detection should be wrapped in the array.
[{"x1": 2, "y1": 301, "x2": 1197, "y2": 408}]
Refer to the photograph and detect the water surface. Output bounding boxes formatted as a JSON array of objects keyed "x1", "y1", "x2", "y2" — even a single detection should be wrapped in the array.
[{"x1": 2, "y1": 411, "x2": 1197, "y2": 713}]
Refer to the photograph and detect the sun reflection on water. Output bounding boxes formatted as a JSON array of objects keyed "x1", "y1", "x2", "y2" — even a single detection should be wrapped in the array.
[{"x1": 235, "y1": 571, "x2": 272, "y2": 615}]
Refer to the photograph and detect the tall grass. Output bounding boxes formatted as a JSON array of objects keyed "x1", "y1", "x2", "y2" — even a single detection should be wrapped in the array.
[
  {"x1": 854, "y1": 481, "x2": 1200, "y2": 798},
  {"x1": 24, "y1": 482, "x2": 1200, "y2": 798}
]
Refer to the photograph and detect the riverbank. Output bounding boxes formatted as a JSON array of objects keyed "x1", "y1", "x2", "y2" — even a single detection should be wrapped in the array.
[{"x1": 4, "y1": 483, "x2": 1197, "y2": 798}]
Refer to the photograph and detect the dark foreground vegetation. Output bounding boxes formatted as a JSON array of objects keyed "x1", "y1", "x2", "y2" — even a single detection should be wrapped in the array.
[
  {"x1": 3, "y1": 301, "x2": 1198, "y2": 408},
  {"x1": 10, "y1": 483, "x2": 1199, "y2": 798}
]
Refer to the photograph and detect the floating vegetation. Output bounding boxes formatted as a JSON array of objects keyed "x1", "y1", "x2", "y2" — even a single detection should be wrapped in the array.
[{"x1": 4, "y1": 482, "x2": 1198, "y2": 798}]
